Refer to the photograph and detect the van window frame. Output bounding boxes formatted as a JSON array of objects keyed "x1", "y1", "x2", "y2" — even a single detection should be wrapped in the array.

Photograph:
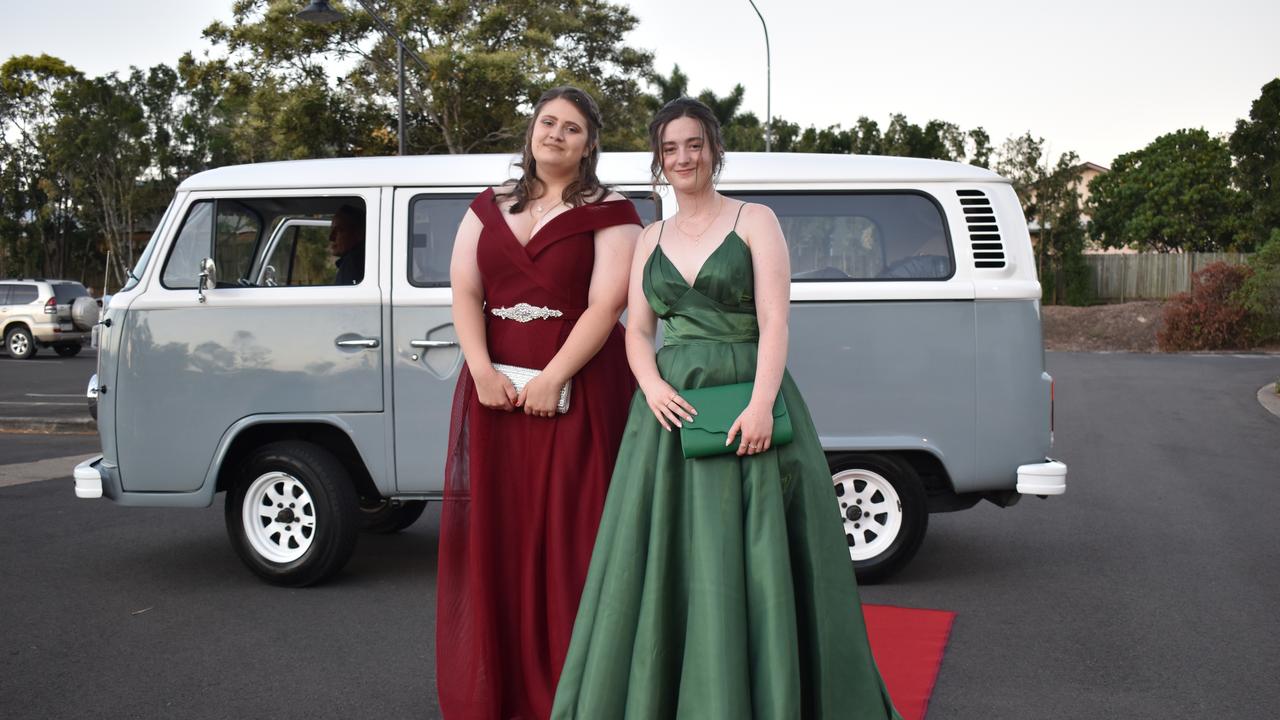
[
  {"x1": 720, "y1": 189, "x2": 957, "y2": 283},
  {"x1": 158, "y1": 194, "x2": 368, "y2": 291}
]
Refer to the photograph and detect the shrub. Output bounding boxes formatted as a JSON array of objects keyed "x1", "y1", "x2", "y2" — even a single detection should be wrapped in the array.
[
  {"x1": 1157, "y1": 262, "x2": 1255, "y2": 351},
  {"x1": 1234, "y1": 229, "x2": 1280, "y2": 343}
]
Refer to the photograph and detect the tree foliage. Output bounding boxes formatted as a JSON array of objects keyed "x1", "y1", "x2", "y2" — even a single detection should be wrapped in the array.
[
  {"x1": 1235, "y1": 229, "x2": 1280, "y2": 342},
  {"x1": 1088, "y1": 128, "x2": 1246, "y2": 252},
  {"x1": 994, "y1": 133, "x2": 1089, "y2": 304},
  {"x1": 204, "y1": 0, "x2": 655, "y2": 154},
  {"x1": 1230, "y1": 79, "x2": 1280, "y2": 246}
]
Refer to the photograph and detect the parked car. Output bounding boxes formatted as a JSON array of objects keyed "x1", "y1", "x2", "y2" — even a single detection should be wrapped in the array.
[
  {"x1": 0, "y1": 278, "x2": 97, "y2": 359},
  {"x1": 74, "y1": 152, "x2": 1067, "y2": 586}
]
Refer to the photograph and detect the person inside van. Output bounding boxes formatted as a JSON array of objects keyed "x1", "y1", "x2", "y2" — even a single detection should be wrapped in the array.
[{"x1": 328, "y1": 203, "x2": 365, "y2": 285}]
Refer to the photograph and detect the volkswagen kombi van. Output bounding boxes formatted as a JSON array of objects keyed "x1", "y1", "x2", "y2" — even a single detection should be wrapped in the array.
[{"x1": 74, "y1": 152, "x2": 1066, "y2": 586}]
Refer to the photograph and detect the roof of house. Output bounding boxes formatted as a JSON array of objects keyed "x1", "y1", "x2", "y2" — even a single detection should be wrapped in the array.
[{"x1": 178, "y1": 151, "x2": 1008, "y2": 192}]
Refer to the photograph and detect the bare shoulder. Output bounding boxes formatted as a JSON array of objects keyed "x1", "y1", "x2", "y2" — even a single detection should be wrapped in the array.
[
  {"x1": 738, "y1": 201, "x2": 779, "y2": 227},
  {"x1": 600, "y1": 190, "x2": 628, "y2": 203},
  {"x1": 735, "y1": 202, "x2": 782, "y2": 249}
]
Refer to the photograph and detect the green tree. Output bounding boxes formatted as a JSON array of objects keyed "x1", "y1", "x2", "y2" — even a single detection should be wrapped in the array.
[
  {"x1": 994, "y1": 133, "x2": 1089, "y2": 303},
  {"x1": 1037, "y1": 152, "x2": 1090, "y2": 305},
  {"x1": 967, "y1": 127, "x2": 993, "y2": 168},
  {"x1": 45, "y1": 73, "x2": 152, "y2": 285},
  {"x1": 653, "y1": 64, "x2": 689, "y2": 104},
  {"x1": 204, "y1": 0, "x2": 655, "y2": 155},
  {"x1": 994, "y1": 131, "x2": 1046, "y2": 221},
  {"x1": 1230, "y1": 79, "x2": 1280, "y2": 246},
  {"x1": 0, "y1": 54, "x2": 82, "y2": 278},
  {"x1": 1235, "y1": 228, "x2": 1280, "y2": 341},
  {"x1": 1088, "y1": 128, "x2": 1246, "y2": 252}
]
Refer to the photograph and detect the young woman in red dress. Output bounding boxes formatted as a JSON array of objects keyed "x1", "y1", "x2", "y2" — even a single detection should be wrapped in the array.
[{"x1": 436, "y1": 86, "x2": 642, "y2": 720}]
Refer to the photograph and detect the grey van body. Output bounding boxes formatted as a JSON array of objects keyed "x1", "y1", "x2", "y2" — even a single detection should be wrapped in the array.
[{"x1": 75, "y1": 152, "x2": 1066, "y2": 584}]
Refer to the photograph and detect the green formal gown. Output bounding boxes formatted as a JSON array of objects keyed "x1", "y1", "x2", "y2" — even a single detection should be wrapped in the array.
[{"x1": 550, "y1": 224, "x2": 901, "y2": 720}]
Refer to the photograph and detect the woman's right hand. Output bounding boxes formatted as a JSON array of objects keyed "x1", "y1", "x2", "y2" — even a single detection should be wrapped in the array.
[
  {"x1": 473, "y1": 366, "x2": 518, "y2": 411},
  {"x1": 641, "y1": 379, "x2": 696, "y2": 431}
]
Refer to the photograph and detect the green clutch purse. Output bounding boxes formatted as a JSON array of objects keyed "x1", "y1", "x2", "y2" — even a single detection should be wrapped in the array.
[{"x1": 679, "y1": 381, "x2": 794, "y2": 459}]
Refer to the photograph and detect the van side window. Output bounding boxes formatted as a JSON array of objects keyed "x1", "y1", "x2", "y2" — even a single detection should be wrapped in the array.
[
  {"x1": 161, "y1": 197, "x2": 367, "y2": 289},
  {"x1": 727, "y1": 192, "x2": 953, "y2": 281},
  {"x1": 408, "y1": 195, "x2": 473, "y2": 287},
  {"x1": 213, "y1": 201, "x2": 262, "y2": 284},
  {"x1": 162, "y1": 201, "x2": 214, "y2": 289},
  {"x1": 262, "y1": 223, "x2": 333, "y2": 287}
]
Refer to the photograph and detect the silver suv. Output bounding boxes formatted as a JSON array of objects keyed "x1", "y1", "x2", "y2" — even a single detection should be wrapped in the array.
[{"x1": 0, "y1": 279, "x2": 97, "y2": 359}]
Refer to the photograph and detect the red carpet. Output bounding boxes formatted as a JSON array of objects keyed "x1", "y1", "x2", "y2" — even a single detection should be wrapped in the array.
[{"x1": 862, "y1": 604, "x2": 956, "y2": 720}]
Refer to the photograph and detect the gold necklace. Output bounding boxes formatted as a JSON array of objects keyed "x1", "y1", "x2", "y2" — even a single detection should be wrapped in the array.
[
  {"x1": 675, "y1": 195, "x2": 723, "y2": 243},
  {"x1": 533, "y1": 199, "x2": 565, "y2": 217}
]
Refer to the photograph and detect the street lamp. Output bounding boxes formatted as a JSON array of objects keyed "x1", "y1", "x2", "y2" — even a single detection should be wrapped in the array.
[
  {"x1": 747, "y1": 0, "x2": 772, "y2": 152},
  {"x1": 297, "y1": 0, "x2": 430, "y2": 156}
]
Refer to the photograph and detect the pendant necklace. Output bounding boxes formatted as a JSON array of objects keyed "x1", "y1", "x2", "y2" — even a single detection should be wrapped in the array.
[{"x1": 677, "y1": 195, "x2": 723, "y2": 243}]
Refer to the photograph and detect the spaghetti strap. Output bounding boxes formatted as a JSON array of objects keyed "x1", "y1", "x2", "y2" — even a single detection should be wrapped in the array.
[
  {"x1": 656, "y1": 220, "x2": 667, "y2": 245},
  {"x1": 732, "y1": 202, "x2": 748, "y2": 231}
]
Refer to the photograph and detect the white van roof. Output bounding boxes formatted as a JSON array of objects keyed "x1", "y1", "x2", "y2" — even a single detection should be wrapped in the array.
[{"x1": 178, "y1": 152, "x2": 1006, "y2": 192}]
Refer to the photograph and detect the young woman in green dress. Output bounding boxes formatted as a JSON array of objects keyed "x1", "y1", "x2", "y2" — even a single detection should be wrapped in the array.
[{"x1": 550, "y1": 97, "x2": 901, "y2": 719}]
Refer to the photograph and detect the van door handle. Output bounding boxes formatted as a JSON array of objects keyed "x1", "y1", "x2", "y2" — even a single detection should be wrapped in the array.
[
  {"x1": 336, "y1": 337, "x2": 380, "y2": 349},
  {"x1": 410, "y1": 339, "x2": 459, "y2": 348}
]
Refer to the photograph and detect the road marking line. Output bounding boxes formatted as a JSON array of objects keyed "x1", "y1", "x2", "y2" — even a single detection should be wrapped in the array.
[
  {"x1": 25, "y1": 393, "x2": 83, "y2": 398},
  {"x1": 0, "y1": 453, "x2": 98, "y2": 488},
  {"x1": 0, "y1": 401, "x2": 83, "y2": 407}
]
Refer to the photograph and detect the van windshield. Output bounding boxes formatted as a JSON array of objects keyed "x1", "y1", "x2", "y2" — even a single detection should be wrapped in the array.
[{"x1": 122, "y1": 199, "x2": 176, "y2": 292}]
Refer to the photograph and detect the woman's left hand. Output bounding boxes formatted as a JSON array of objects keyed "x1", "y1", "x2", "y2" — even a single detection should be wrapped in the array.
[
  {"x1": 516, "y1": 373, "x2": 565, "y2": 418},
  {"x1": 726, "y1": 400, "x2": 775, "y2": 456}
]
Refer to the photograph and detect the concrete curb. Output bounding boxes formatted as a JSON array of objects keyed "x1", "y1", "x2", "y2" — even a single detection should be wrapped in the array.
[
  {"x1": 0, "y1": 416, "x2": 97, "y2": 435},
  {"x1": 1258, "y1": 383, "x2": 1280, "y2": 420}
]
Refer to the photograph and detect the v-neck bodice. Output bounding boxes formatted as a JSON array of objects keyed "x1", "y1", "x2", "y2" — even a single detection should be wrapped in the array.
[
  {"x1": 643, "y1": 230, "x2": 760, "y2": 346},
  {"x1": 470, "y1": 187, "x2": 642, "y2": 317}
]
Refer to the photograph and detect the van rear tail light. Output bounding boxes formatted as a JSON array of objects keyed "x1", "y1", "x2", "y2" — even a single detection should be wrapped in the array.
[{"x1": 44, "y1": 297, "x2": 57, "y2": 314}]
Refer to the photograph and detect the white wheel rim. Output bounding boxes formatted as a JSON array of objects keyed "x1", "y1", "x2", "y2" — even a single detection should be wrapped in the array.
[
  {"x1": 832, "y1": 468, "x2": 903, "y2": 562},
  {"x1": 242, "y1": 472, "x2": 317, "y2": 564},
  {"x1": 9, "y1": 333, "x2": 29, "y2": 355}
]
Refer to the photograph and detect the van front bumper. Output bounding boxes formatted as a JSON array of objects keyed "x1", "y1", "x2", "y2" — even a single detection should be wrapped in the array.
[
  {"x1": 1016, "y1": 459, "x2": 1067, "y2": 495},
  {"x1": 74, "y1": 455, "x2": 104, "y2": 499}
]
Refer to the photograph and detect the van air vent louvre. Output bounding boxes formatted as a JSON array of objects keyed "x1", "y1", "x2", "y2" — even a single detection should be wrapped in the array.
[{"x1": 957, "y1": 190, "x2": 1006, "y2": 269}]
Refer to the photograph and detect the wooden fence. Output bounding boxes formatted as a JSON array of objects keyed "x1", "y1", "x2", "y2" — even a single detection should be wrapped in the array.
[{"x1": 1085, "y1": 252, "x2": 1252, "y2": 301}]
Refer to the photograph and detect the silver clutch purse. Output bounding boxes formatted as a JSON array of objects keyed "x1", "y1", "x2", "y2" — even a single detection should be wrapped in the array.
[{"x1": 492, "y1": 362, "x2": 572, "y2": 414}]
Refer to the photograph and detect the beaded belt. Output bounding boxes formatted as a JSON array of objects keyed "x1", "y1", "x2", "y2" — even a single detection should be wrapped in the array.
[{"x1": 490, "y1": 302, "x2": 568, "y2": 323}]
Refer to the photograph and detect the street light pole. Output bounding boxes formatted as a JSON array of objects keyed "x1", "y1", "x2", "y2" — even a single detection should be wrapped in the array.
[
  {"x1": 747, "y1": 0, "x2": 772, "y2": 152},
  {"x1": 298, "y1": 0, "x2": 428, "y2": 155}
]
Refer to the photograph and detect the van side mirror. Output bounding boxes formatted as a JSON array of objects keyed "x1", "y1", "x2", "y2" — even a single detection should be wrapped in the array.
[{"x1": 198, "y1": 257, "x2": 217, "y2": 304}]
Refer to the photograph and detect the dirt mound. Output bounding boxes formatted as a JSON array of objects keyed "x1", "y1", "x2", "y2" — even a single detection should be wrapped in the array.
[{"x1": 1042, "y1": 301, "x2": 1165, "y2": 352}]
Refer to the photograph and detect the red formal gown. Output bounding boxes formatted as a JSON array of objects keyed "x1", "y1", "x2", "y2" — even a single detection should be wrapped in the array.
[{"x1": 437, "y1": 188, "x2": 641, "y2": 720}]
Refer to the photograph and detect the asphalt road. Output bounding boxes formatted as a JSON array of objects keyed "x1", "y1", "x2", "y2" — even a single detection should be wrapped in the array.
[
  {"x1": 1, "y1": 352, "x2": 1278, "y2": 719},
  {"x1": 0, "y1": 348, "x2": 97, "y2": 421}
]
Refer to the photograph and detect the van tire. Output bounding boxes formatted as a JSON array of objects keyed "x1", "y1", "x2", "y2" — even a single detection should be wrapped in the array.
[
  {"x1": 827, "y1": 453, "x2": 928, "y2": 585},
  {"x1": 54, "y1": 343, "x2": 82, "y2": 357},
  {"x1": 6, "y1": 326, "x2": 36, "y2": 359},
  {"x1": 226, "y1": 441, "x2": 359, "y2": 587},
  {"x1": 359, "y1": 499, "x2": 427, "y2": 534}
]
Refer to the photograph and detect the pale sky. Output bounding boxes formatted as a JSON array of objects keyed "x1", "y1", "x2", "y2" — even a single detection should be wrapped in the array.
[{"x1": 3, "y1": 0, "x2": 1277, "y2": 167}]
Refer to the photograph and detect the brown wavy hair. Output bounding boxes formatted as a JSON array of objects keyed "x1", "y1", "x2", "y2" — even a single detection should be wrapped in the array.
[
  {"x1": 497, "y1": 86, "x2": 607, "y2": 213},
  {"x1": 647, "y1": 96, "x2": 726, "y2": 194}
]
